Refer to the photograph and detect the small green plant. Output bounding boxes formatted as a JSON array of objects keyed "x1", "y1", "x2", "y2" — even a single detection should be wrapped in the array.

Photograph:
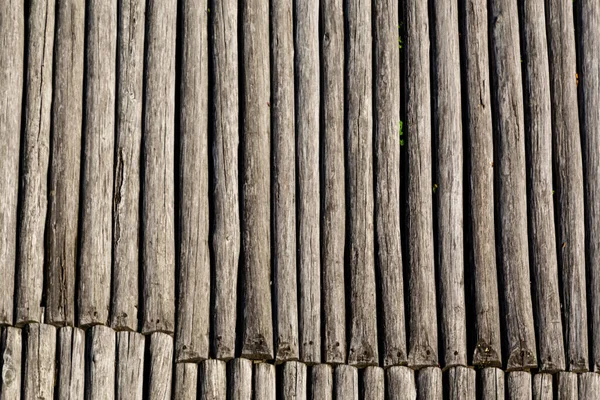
[
  {"x1": 399, "y1": 120, "x2": 405, "y2": 146},
  {"x1": 398, "y1": 25, "x2": 403, "y2": 49},
  {"x1": 433, "y1": 183, "x2": 438, "y2": 193}
]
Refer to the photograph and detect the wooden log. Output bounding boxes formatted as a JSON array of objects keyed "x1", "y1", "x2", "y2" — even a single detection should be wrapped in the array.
[
  {"x1": 406, "y1": 0, "x2": 438, "y2": 368},
  {"x1": 271, "y1": 0, "x2": 298, "y2": 363},
  {"x1": 112, "y1": 0, "x2": 146, "y2": 332},
  {"x1": 174, "y1": 363, "x2": 197, "y2": 400},
  {"x1": 240, "y1": 0, "x2": 273, "y2": 361},
  {"x1": 23, "y1": 323, "x2": 56, "y2": 399},
  {"x1": 546, "y1": 0, "x2": 588, "y2": 373},
  {"x1": 57, "y1": 327, "x2": 85, "y2": 399},
  {"x1": 373, "y1": 0, "x2": 406, "y2": 367},
  {"x1": 254, "y1": 362, "x2": 276, "y2": 400},
  {"x1": 45, "y1": 0, "x2": 85, "y2": 327},
  {"x1": 461, "y1": 0, "x2": 502, "y2": 367},
  {"x1": 176, "y1": 0, "x2": 210, "y2": 363},
  {"x1": 210, "y1": 0, "x2": 240, "y2": 361},
  {"x1": 448, "y1": 367, "x2": 476, "y2": 400},
  {"x1": 480, "y1": 368, "x2": 504, "y2": 400},
  {"x1": 15, "y1": 0, "x2": 55, "y2": 326},
  {"x1": 228, "y1": 358, "x2": 253, "y2": 400},
  {"x1": 200, "y1": 360, "x2": 227, "y2": 399},
  {"x1": 557, "y1": 372, "x2": 578, "y2": 400},
  {"x1": 519, "y1": 0, "x2": 565, "y2": 373},
  {"x1": 0, "y1": 327, "x2": 22, "y2": 398},
  {"x1": 320, "y1": 0, "x2": 346, "y2": 365},
  {"x1": 532, "y1": 373, "x2": 552, "y2": 400},
  {"x1": 334, "y1": 365, "x2": 358, "y2": 400},
  {"x1": 86, "y1": 325, "x2": 116, "y2": 400},
  {"x1": 489, "y1": 0, "x2": 537, "y2": 370},
  {"x1": 386, "y1": 366, "x2": 416, "y2": 400},
  {"x1": 283, "y1": 361, "x2": 307, "y2": 399},
  {"x1": 417, "y1": 367, "x2": 442, "y2": 399},
  {"x1": 0, "y1": 0, "x2": 24, "y2": 327},
  {"x1": 507, "y1": 371, "x2": 531, "y2": 400},
  {"x1": 147, "y1": 332, "x2": 174, "y2": 400},
  {"x1": 579, "y1": 373, "x2": 600, "y2": 400},
  {"x1": 362, "y1": 367, "x2": 384, "y2": 400},
  {"x1": 295, "y1": 0, "x2": 321, "y2": 365},
  {"x1": 310, "y1": 364, "x2": 333, "y2": 400},
  {"x1": 142, "y1": 0, "x2": 177, "y2": 334},
  {"x1": 115, "y1": 331, "x2": 145, "y2": 400},
  {"x1": 346, "y1": 0, "x2": 378, "y2": 368}
]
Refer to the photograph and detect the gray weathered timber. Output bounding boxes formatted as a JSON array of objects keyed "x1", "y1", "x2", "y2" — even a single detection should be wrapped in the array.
[
  {"x1": 210, "y1": 0, "x2": 240, "y2": 360},
  {"x1": 79, "y1": 0, "x2": 117, "y2": 327},
  {"x1": 386, "y1": 366, "x2": 416, "y2": 400},
  {"x1": 310, "y1": 364, "x2": 333, "y2": 400},
  {"x1": 254, "y1": 362, "x2": 276, "y2": 400},
  {"x1": 320, "y1": 0, "x2": 346, "y2": 365},
  {"x1": 532, "y1": 373, "x2": 552, "y2": 400},
  {"x1": 16, "y1": 0, "x2": 55, "y2": 326},
  {"x1": 283, "y1": 361, "x2": 307, "y2": 399},
  {"x1": 480, "y1": 368, "x2": 504, "y2": 400},
  {"x1": 0, "y1": 327, "x2": 22, "y2": 398},
  {"x1": 346, "y1": 0, "x2": 378, "y2": 368},
  {"x1": 56, "y1": 327, "x2": 85, "y2": 399},
  {"x1": 86, "y1": 325, "x2": 116, "y2": 400},
  {"x1": 417, "y1": 367, "x2": 442, "y2": 400},
  {"x1": 115, "y1": 331, "x2": 145, "y2": 400},
  {"x1": 431, "y1": 0, "x2": 466, "y2": 368},
  {"x1": 579, "y1": 373, "x2": 600, "y2": 400},
  {"x1": 271, "y1": 0, "x2": 298, "y2": 363},
  {"x1": 295, "y1": 0, "x2": 321, "y2": 365},
  {"x1": 23, "y1": 323, "x2": 56, "y2": 399},
  {"x1": 228, "y1": 358, "x2": 253, "y2": 400},
  {"x1": 373, "y1": 0, "x2": 406, "y2": 368},
  {"x1": 362, "y1": 367, "x2": 384, "y2": 400},
  {"x1": 406, "y1": 0, "x2": 438, "y2": 368},
  {"x1": 0, "y1": 0, "x2": 23, "y2": 327},
  {"x1": 200, "y1": 360, "x2": 227, "y2": 399},
  {"x1": 174, "y1": 363, "x2": 197, "y2": 400},
  {"x1": 461, "y1": 0, "x2": 502, "y2": 367},
  {"x1": 112, "y1": 0, "x2": 146, "y2": 331},
  {"x1": 578, "y1": 0, "x2": 600, "y2": 373},
  {"x1": 507, "y1": 372, "x2": 532, "y2": 400},
  {"x1": 489, "y1": 0, "x2": 537, "y2": 370},
  {"x1": 45, "y1": 0, "x2": 85, "y2": 327},
  {"x1": 546, "y1": 0, "x2": 588, "y2": 373},
  {"x1": 148, "y1": 332, "x2": 174, "y2": 400},
  {"x1": 142, "y1": 0, "x2": 177, "y2": 334},
  {"x1": 557, "y1": 372, "x2": 578, "y2": 400},
  {"x1": 334, "y1": 365, "x2": 358, "y2": 400},
  {"x1": 519, "y1": 0, "x2": 565, "y2": 372},
  {"x1": 448, "y1": 367, "x2": 475, "y2": 400},
  {"x1": 240, "y1": 0, "x2": 273, "y2": 361},
  {"x1": 176, "y1": 0, "x2": 210, "y2": 362}
]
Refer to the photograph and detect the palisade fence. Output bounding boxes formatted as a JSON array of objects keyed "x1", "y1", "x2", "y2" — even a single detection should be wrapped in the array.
[{"x1": 0, "y1": 0, "x2": 599, "y2": 397}]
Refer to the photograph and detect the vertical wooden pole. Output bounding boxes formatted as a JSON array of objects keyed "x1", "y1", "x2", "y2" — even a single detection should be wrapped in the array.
[
  {"x1": 448, "y1": 367, "x2": 476, "y2": 400},
  {"x1": 115, "y1": 331, "x2": 145, "y2": 400},
  {"x1": 386, "y1": 366, "x2": 416, "y2": 400},
  {"x1": 480, "y1": 368, "x2": 504, "y2": 399},
  {"x1": 557, "y1": 372, "x2": 578, "y2": 400},
  {"x1": 507, "y1": 372, "x2": 532, "y2": 400},
  {"x1": 229, "y1": 358, "x2": 253, "y2": 400},
  {"x1": 362, "y1": 367, "x2": 384, "y2": 400},
  {"x1": 0, "y1": 327, "x2": 22, "y2": 398},
  {"x1": 200, "y1": 360, "x2": 227, "y2": 399},
  {"x1": 579, "y1": 373, "x2": 600, "y2": 399},
  {"x1": 57, "y1": 327, "x2": 85, "y2": 399},
  {"x1": 334, "y1": 365, "x2": 358, "y2": 400},
  {"x1": 86, "y1": 326, "x2": 116, "y2": 400},
  {"x1": 533, "y1": 373, "x2": 552, "y2": 399},
  {"x1": 283, "y1": 361, "x2": 307, "y2": 399},
  {"x1": 417, "y1": 367, "x2": 442, "y2": 399},
  {"x1": 254, "y1": 362, "x2": 276, "y2": 400},
  {"x1": 23, "y1": 323, "x2": 56, "y2": 399},
  {"x1": 310, "y1": 364, "x2": 333, "y2": 400},
  {"x1": 174, "y1": 363, "x2": 197, "y2": 400},
  {"x1": 147, "y1": 332, "x2": 174, "y2": 400}
]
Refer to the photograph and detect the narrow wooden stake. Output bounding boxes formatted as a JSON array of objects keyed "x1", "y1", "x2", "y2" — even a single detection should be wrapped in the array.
[
  {"x1": 320, "y1": 0, "x2": 346, "y2": 365},
  {"x1": 557, "y1": 372, "x2": 578, "y2": 400},
  {"x1": 461, "y1": 0, "x2": 502, "y2": 367},
  {"x1": 546, "y1": 0, "x2": 589, "y2": 373},
  {"x1": 507, "y1": 371, "x2": 532, "y2": 400},
  {"x1": 228, "y1": 358, "x2": 253, "y2": 400},
  {"x1": 310, "y1": 364, "x2": 333, "y2": 400},
  {"x1": 254, "y1": 362, "x2": 276, "y2": 400},
  {"x1": 386, "y1": 366, "x2": 416, "y2": 400},
  {"x1": 45, "y1": 0, "x2": 85, "y2": 327},
  {"x1": 271, "y1": 0, "x2": 299, "y2": 362},
  {"x1": 240, "y1": 0, "x2": 273, "y2": 361},
  {"x1": 142, "y1": 0, "x2": 177, "y2": 334},
  {"x1": 23, "y1": 323, "x2": 56, "y2": 399},
  {"x1": 57, "y1": 327, "x2": 85, "y2": 399},
  {"x1": 86, "y1": 325, "x2": 116, "y2": 400},
  {"x1": 283, "y1": 361, "x2": 307, "y2": 399},
  {"x1": 112, "y1": 0, "x2": 146, "y2": 332},
  {"x1": 480, "y1": 368, "x2": 504, "y2": 400},
  {"x1": 148, "y1": 332, "x2": 174, "y2": 400},
  {"x1": 200, "y1": 360, "x2": 227, "y2": 399},
  {"x1": 176, "y1": 0, "x2": 210, "y2": 362},
  {"x1": 115, "y1": 331, "x2": 145, "y2": 400},
  {"x1": 334, "y1": 365, "x2": 358, "y2": 400},
  {"x1": 417, "y1": 367, "x2": 442, "y2": 400},
  {"x1": 362, "y1": 367, "x2": 384, "y2": 400},
  {"x1": 579, "y1": 373, "x2": 600, "y2": 399},
  {"x1": 0, "y1": 327, "x2": 22, "y2": 398},
  {"x1": 16, "y1": 0, "x2": 55, "y2": 326},
  {"x1": 174, "y1": 363, "x2": 197, "y2": 400},
  {"x1": 448, "y1": 367, "x2": 476, "y2": 400},
  {"x1": 533, "y1": 373, "x2": 553, "y2": 400}
]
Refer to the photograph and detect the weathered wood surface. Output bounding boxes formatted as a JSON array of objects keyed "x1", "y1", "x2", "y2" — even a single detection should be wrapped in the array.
[
  {"x1": 532, "y1": 373, "x2": 552, "y2": 400},
  {"x1": 271, "y1": 0, "x2": 298, "y2": 363},
  {"x1": 546, "y1": 0, "x2": 588, "y2": 373},
  {"x1": 373, "y1": 0, "x2": 406, "y2": 368},
  {"x1": 406, "y1": 0, "x2": 438, "y2": 368},
  {"x1": 46, "y1": 0, "x2": 85, "y2": 327},
  {"x1": 334, "y1": 365, "x2": 358, "y2": 400},
  {"x1": 295, "y1": 0, "x2": 321, "y2": 365},
  {"x1": 174, "y1": 363, "x2": 197, "y2": 400},
  {"x1": 362, "y1": 367, "x2": 384, "y2": 400},
  {"x1": 310, "y1": 364, "x2": 333, "y2": 400},
  {"x1": 489, "y1": 0, "x2": 537, "y2": 371},
  {"x1": 115, "y1": 331, "x2": 145, "y2": 400},
  {"x1": 57, "y1": 327, "x2": 85, "y2": 399},
  {"x1": 86, "y1": 325, "x2": 116, "y2": 400},
  {"x1": 417, "y1": 367, "x2": 442, "y2": 400},
  {"x1": 461, "y1": 0, "x2": 502, "y2": 367},
  {"x1": 480, "y1": 368, "x2": 504, "y2": 400},
  {"x1": 16, "y1": 0, "x2": 55, "y2": 326},
  {"x1": 111, "y1": 0, "x2": 146, "y2": 331},
  {"x1": 320, "y1": 0, "x2": 346, "y2": 366},
  {"x1": 579, "y1": 373, "x2": 600, "y2": 400},
  {"x1": 386, "y1": 366, "x2": 416, "y2": 400},
  {"x1": 448, "y1": 367, "x2": 475, "y2": 400},
  {"x1": 346, "y1": 0, "x2": 378, "y2": 368},
  {"x1": 283, "y1": 361, "x2": 307, "y2": 399},
  {"x1": 176, "y1": 0, "x2": 210, "y2": 363},
  {"x1": 147, "y1": 332, "x2": 174, "y2": 400},
  {"x1": 240, "y1": 0, "x2": 273, "y2": 361},
  {"x1": 557, "y1": 372, "x2": 578, "y2": 400},
  {"x1": 0, "y1": 327, "x2": 22, "y2": 398},
  {"x1": 519, "y1": 0, "x2": 565, "y2": 373},
  {"x1": 23, "y1": 323, "x2": 56, "y2": 399},
  {"x1": 507, "y1": 372, "x2": 531, "y2": 400},
  {"x1": 200, "y1": 360, "x2": 227, "y2": 399},
  {"x1": 254, "y1": 362, "x2": 276, "y2": 400},
  {"x1": 228, "y1": 358, "x2": 252, "y2": 400}
]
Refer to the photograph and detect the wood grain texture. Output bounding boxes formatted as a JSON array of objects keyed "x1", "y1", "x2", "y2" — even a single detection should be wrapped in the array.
[
  {"x1": 310, "y1": 364, "x2": 333, "y2": 400},
  {"x1": 362, "y1": 367, "x2": 384, "y2": 400},
  {"x1": 112, "y1": 0, "x2": 146, "y2": 331},
  {"x1": 480, "y1": 368, "x2": 504, "y2": 400},
  {"x1": 86, "y1": 325, "x2": 116, "y2": 400},
  {"x1": 557, "y1": 372, "x2": 578, "y2": 400},
  {"x1": 228, "y1": 358, "x2": 253, "y2": 400},
  {"x1": 176, "y1": 0, "x2": 210, "y2": 362},
  {"x1": 200, "y1": 360, "x2": 227, "y2": 399},
  {"x1": 16, "y1": 0, "x2": 55, "y2": 326},
  {"x1": 174, "y1": 363, "x2": 197, "y2": 400},
  {"x1": 147, "y1": 332, "x2": 174, "y2": 400},
  {"x1": 283, "y1": 361, "x2": 307, "y2": 399},
  {"x1": 579, "y1": 373, "x2": 600, "y2": 400},
  {"x1": 489, "y1": 0, "x2": 537, "y2": 370},
  {"x1": 386, "y1": 366, "x2": 416, "y2": 400},
  {"x1": 115, "y1": 331, "x2": 145, "y2": 400},
  {"x1": 448, "y1": 367, "x2": 475, "y2": 400},
  {"x1": 240, "y1": 0, "x2": 273, "y2": 360},
  {"x1": 346, "y1": 0, "x2": 378, "y2": 368},
  {"x1": 461, "y1": 0, "x2": 502, "y2": 367},
  {"x1": 417, "y1": 367, "x2": 442, "y2": 400},
  {"x1": 546, "y1": 0, "x2": 588, "y2": 373},
  {"x1": 334, "y1": 365, "x2": 358, "y2": 400},
  {"x1": 533, "y1": 373, "x2": 552, "y2": 400},
  {"x1": 320, "y1": 0, "x2": 346, "y2": 365},
  {"x1": 507, "y1": 371, "x2": 531, "y2": 400},
  {"x1": 23, "y1": 323, "x2": 56, "y2": 400},
  {"x1": 254, "y1": 362, "x2": 276, "y2": 400},
  {"x1": 45, "y1": 0, "x2": 85, "y2": 327},
  {"x1": 0, "y1": 327, "x2": 22, "y2": 399},
  {"x1": 519, "y1": 0, "x2": 565, "y2": 372},
  {"x1": 57, "y1": 327, "x2": 85, "y2": 399},
  {"x1": 295, "y1": 0, "x2": 321, "y2": 365}
]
